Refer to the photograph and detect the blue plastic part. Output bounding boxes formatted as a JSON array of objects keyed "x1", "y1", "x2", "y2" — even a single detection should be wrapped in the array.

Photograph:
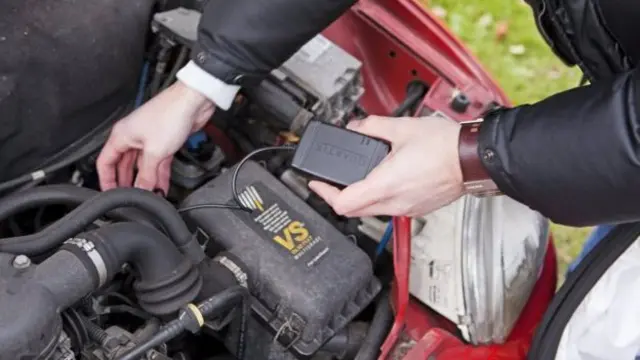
[
  {"x1": 567, "y1": 224, "x2": 615, "y2": 274},
  {"x1": 135, "y1": 62, "x2": 150, "y2": 108},
  {"x1": 376, "y1": 222, "x2": 393, "y2": 256},
  {"x1": 186, "y1": 131, "x2": 208, "y2": 151}
]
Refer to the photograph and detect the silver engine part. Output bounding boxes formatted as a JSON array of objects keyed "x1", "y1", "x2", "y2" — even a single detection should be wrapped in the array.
[{"x1": 152, "y1": 7, "x2": 365, "y2": 133}]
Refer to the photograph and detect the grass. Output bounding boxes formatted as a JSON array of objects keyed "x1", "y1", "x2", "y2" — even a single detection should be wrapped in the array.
[{"x1": 421, "y1": 0, "x2": 591, "y2": 279}]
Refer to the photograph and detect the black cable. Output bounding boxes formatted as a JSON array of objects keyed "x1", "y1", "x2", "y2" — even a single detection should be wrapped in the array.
[
  {"x1": 161, "y1": 46, "x2": 189, "y2": 90},
  {"x1": 176, "y1": 145, "x2": 296, "y2": 214},
  {"x1": 116, "y1": 286, "x2": 247, "y2": 360},
  {"x1": 391, "y1": 81, "x2": 429, "y2": 117},
  {"x1": 149, "y1": 44, "x2": 173, "y2": 96},
  {"x1": 231, "y1": 145, "x2": 296, "y2": 211},
  {"x1": 99, "y1": 305, "x2": 153, "y2": 321},
  {"x1": 354, "y1": 290, "x2": 393, "y2": 360},
  {"x1": 178, "y1": 204, "x2": 247, "y2": 213}
]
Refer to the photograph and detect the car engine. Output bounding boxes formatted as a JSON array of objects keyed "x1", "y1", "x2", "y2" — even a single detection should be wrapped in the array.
[{"x1": 0, "y1": 6, "x2": 407, "y2": 360}]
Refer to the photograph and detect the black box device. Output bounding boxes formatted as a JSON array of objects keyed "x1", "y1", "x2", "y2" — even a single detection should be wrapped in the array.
[{"x1": 291, "y1": 121, "x2": 390, "y2": 187}]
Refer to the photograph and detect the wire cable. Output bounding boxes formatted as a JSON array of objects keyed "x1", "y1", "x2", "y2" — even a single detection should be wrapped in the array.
[
  {"x1": 161, "y1": 46, "x2": 189, "y2": 91},
  {"x1": 231, "y1": 145, "x2": 296, "y2": 211},
  {"x1": 177, "y1": 145, "x2": 297, "y2": 214},
  {"x1": 178, "y1": 204, "x2": 247, "y2": 213},
  {"x1": 375, "y1": 222, "x2": 393, "y2": 257}
]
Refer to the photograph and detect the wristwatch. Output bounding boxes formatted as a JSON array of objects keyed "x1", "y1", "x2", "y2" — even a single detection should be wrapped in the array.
[{"x1": 458, "y1": 119, "x2": 502, "y2": 197}]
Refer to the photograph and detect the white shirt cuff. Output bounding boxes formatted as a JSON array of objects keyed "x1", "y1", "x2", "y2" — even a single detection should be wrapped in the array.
[{"x1": 176, "y1": 61, "x2": 241, "y2": 111}]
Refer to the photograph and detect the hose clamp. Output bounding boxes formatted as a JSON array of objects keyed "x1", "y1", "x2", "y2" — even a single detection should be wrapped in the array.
[{"x1": 64, "y1": 237, "x2": 108, "y2": 287}]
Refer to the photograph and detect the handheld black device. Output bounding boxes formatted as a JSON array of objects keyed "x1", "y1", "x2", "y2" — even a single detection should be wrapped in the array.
[{"x1": 291, "y1": 121, "x2": 390, "y2": 187}]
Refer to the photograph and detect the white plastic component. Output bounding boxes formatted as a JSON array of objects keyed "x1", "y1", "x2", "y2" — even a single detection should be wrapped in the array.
[
  {"x1": 358, "y1": 217, "x2": 425, "y2": 245},
  {"x1": 409, "y1": 198, "x2": 466, "y2": 326},
  {"x1": 358, "y1": 217, "x2": 389, "y2": 242},
  {"x1": 556, "y1": 237, "x2": 640, "y2": 360}
]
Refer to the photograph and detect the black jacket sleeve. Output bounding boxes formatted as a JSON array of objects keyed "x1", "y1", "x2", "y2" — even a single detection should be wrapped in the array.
[
  {"x1": 478, "y1": 66, "x2": 640, "y2": 226},
  {"x1": 192, "y1": 0, "x2": 357, "y2": 87}
]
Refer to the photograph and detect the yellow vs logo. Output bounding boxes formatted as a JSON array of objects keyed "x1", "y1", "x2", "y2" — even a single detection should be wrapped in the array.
[{"x1": 273, "y1": 221, "x2": 310, "y2": 252}]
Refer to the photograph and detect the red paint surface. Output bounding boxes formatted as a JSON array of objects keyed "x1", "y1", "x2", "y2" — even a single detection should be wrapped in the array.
[{"x1": 322, "y1": 1, "x2": 557, "y2": 359}]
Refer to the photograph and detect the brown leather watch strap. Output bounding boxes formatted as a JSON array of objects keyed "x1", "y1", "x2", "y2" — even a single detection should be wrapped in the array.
[{"x1": 458, "y1": 121, "x2": 500, "y2": 196}]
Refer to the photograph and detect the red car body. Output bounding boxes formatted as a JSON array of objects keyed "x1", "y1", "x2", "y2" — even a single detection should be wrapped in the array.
[{"x1": 321, "y1": 1, "x2": 558, "y2": 359}]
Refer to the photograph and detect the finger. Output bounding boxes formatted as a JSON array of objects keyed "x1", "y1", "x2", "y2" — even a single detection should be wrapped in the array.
[
  {"x1": 344, "y1": 198, "x2": 405, "y2": 218},
  {"x1": 308, "y1": 181, "x2": 341, "y2": 207},
  {"x1": 347, "y1": 116, "x2": 400, "y2": 141},
  {"x1": 134, "y1": 152, "x2": 163, "y2": 191},
  {"x1": 96, "y1": 138, "x2": 126, "y2": 191},
  {"x1": 330, "y1": 162, "x2": 396, "y2": 215},
  {"x1": 117, "y1": 151, "x2": 137, "y2": 187},
  {"x1": 156, "y1": 157, "x2": 173, "y2": 195}
]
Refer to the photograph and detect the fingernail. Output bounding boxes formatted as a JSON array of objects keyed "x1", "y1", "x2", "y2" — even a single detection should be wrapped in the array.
[{"x1": 153, "y1": 188, "x2": 166, "y2": 197}]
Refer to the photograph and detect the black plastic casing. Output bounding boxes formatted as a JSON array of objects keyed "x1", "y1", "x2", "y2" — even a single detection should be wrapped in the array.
[
  {"x1": 180, "y1": 161, "x2": 381, "y2": 358},
  {"x1": 291, "y1": 121, "x2": 390, "y2": 187}
]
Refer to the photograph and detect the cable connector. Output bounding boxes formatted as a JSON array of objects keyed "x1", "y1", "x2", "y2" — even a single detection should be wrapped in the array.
[{"x1": 180, "y1": 303, "x2": 205, "y2": 334}]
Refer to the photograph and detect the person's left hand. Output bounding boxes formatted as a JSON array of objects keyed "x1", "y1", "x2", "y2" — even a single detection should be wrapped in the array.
[{"x1": 308, "y1": 115, "x2": 465, "y2": 217}]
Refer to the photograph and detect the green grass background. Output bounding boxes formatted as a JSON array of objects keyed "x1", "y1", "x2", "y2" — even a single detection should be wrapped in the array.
[{"x1": 422, "y1": 0, "x2": 591, "y2": 279}]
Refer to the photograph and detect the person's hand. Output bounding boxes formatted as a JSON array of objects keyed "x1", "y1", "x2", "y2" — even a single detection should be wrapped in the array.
[
  {"x1": 309, "y1": 116, "x2": 465, "y2": 217},
  {"x1": 96, "y1": 81, "x2": 215, "y2": 193}
]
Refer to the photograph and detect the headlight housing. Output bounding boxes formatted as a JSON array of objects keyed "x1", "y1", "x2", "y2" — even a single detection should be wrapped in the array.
[{"x1": 408, "y1": 194, "x2": 549, "y2": 345}]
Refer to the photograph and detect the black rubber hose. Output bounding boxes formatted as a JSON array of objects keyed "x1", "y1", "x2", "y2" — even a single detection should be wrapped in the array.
[
  {"x1": 116, "y1": 286, "x2": 247, "y2": 360},
  {"x1": 0, "y1": 188, "x2": 205, "y2": 263},
  {"x1": 66, "y1": 223, "x2": 202, "y2": 316},
  {"x1": 322, "y1": 322, "x2": 369, "y2": 359},
  {"x1": 354, "y1": 291, "x2": 393, "y2": 360},
  {"x1": 0, "y1": 185, "x2": 159, "y2": 230},
  {"x1": 391, "y1": 81, "x2": 429, "y2": 117}
]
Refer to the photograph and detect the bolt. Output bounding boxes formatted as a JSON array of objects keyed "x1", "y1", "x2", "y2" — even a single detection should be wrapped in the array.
[{"x1": 12, "y1": 255, "x2": 31, "y2": 269}]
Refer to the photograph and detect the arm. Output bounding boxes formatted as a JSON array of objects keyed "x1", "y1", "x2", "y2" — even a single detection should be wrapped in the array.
[
  {"x1": 177, "y1": 0, "x2": 357, "y2": 110},
  {"x1": 476, "y1": 67, "x2": 640, "y2": 226}
]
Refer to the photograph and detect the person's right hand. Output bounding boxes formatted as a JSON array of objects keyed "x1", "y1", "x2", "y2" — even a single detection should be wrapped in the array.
[{"x1": 96, "y1": 81, "x2": 215, "y2": 193}]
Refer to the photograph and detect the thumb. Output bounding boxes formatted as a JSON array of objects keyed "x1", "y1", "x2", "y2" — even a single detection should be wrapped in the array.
[
  {"x1": 134, "y1": 152, "x2": 164, "y2": 191},
  {"x1": 347, "y1": 116, "x2": 399, "y2": 141}
]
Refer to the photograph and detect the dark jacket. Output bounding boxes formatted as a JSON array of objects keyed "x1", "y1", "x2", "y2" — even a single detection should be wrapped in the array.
[{"x1": 194, "y1": 0, "x2": 640, "y2": 227}]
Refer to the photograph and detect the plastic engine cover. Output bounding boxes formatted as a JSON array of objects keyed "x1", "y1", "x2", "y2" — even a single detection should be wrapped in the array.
[{"x1": 181, "y1": 161, "x2": 381, "y2": 357}]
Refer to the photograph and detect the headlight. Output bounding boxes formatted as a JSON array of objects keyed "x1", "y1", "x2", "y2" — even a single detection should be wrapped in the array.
[{"x1": 407, "y1": 194, "x2": 549, "y2": 345}]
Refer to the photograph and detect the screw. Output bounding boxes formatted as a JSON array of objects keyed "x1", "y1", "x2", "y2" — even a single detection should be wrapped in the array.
[
  {"x1": 12, "y1": 255, "x2": 31, "y2": 269},
  {"x1": 483, "y1": 149, "x2": 496, "y2": 162},
  {"x1": 196, "y1": 52, "x2": 207, "y2": 63}
]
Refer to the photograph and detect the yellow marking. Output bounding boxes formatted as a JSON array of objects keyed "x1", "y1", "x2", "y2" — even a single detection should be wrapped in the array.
[
  {"x1": 254, "y1": 199, "x2": 264, "y2": 212},
  {"x1": 273, "y1": 221, "x2": 310, "y2": 252},
  {"x1": 280, "y1": 131, "x2": 300, "y2": 143},
  {"x1": 188, "y1": 303, "x2": 204, "y2": 327}
]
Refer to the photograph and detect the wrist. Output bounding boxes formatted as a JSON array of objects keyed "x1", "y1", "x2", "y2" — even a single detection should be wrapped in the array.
[
  {"x1": 172, "y1": 81, "x2": 213, "y2": 108},
  {"x1": 458, "y1": 119, "x2": 501, "y2": 197},
  {"x1": 176, "y1": 61, "x2": 241, "y2": 111}
]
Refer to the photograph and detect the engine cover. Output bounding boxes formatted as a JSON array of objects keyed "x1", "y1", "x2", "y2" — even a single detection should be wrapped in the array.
[{"x1": 181, "y1": 161, "x2": 381, "y2": 358}]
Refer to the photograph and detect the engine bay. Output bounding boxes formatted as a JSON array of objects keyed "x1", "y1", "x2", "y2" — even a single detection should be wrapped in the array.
[
  {"x1": 0, "y1": 7, "x2": 400, "y2": 360},
  {"x1": 0, "y1": 3, "x2": 528, "y2": 360}
]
